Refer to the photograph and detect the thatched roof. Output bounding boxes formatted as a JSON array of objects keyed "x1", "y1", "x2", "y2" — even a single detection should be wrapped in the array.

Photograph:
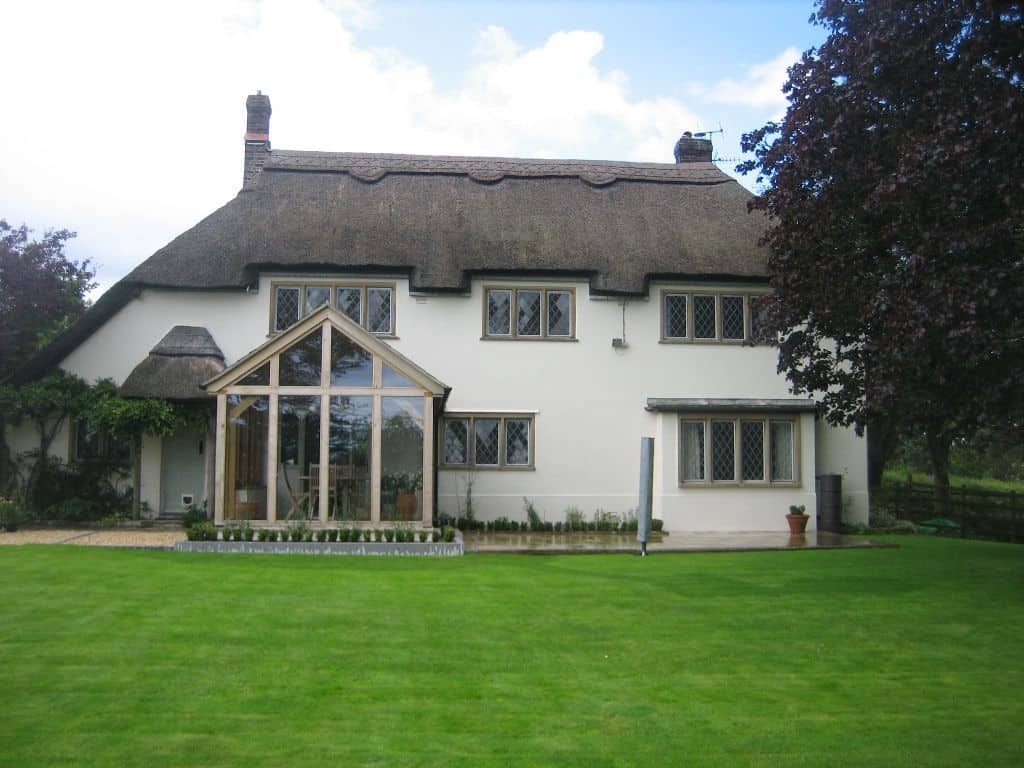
[
  {"x1": 118, "y1": 326, "x2": 224, "y2": 400},
  {"x1": 125, "y1": 149, "x2": 767, "y2": 295},
  {"x1": 18, "y1": 145, "x2": 767, "y2": 383}
]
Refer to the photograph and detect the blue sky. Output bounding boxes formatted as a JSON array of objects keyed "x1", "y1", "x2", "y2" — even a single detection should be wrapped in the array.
[{"x1": 0, "y1": 0, "x2": 826, "y2": 296}]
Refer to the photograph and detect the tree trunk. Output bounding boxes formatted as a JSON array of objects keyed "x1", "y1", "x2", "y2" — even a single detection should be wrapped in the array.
[
  {"x1": 926, "y1": 430, "x2": 952, "y2": 518},
  {"x1": 0, "y1": 414, "x2": 10, "y2": 494},
  {"x1": 867, "y1": 415, "x2": 900, "y2": 490},
  {"x1": 132, "y1": 437, "x2": 142, "y2": 520}
]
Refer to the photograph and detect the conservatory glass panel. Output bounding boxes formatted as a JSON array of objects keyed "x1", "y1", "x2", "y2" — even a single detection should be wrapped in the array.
[
  {"x1": 279, "y1": 330, "x2": 323, "y2": 386},
  {"x1": 330, "y1": 327, "x2": 372, "y2": 387},
  {"x1": 276, "y1": 396, "x2": 321, "y2": 521},
  {"x1": 226, "y1": 395, "x2": 269, "y2": 520},
  {"x1": 329, "y1": 396, "x2": 372, "y2": 521},
  {"x1": 380, "y1": 397, "x2": 424, "y2": 522}
]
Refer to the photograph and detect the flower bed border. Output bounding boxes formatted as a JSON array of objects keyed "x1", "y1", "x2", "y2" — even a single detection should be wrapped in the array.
[{"x1": 175, "y1": 537, "x2": 462, "y2": 557}]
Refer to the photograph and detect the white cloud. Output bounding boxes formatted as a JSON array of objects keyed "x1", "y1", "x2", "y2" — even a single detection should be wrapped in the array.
[
  {"x1": 0, "y1": 0, "x2": 702, "y2": 294},
  {"x1": 708, "y1": 47, "x2": 799, "y2": 118}
]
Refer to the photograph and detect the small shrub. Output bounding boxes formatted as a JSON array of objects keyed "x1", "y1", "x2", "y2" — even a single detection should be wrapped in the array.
[
  {"x1": 240, "y1": 522, "x2": 255, "y2": 541},
  {"x1": 327, "y1": 528, "x2": 338, "y2": 542},
  {"x1": 187, "y1": 521, "x2": 217, "y2": 541},
  {"x1": 789, "y1": 504, "x2": 807, "y2": 516},
  {"x1": 554, "y1": 521, "x2": 563, "y2": 532},
  {"x1": 182, "y1": 502, "x2": 207, "y2": 528},
  {"x1": 593, "y1": 509, "x2": 620, "y2": 531},
  {"x1": 315, "y1": 529, "x2": 327, "y2": 542},
  {"x1": 257, "y1": 528, "x2": 270, "y2": 542},
  {"x1": 45, "y1": 497, "x2": 103, "y2": 523},
  {"x1": 652, "y1": 518, "x2": 664, "y2": 532},
  {"x1": 565, "y1": 506, "x2": 586, "y2": 531},
  {"x1": 287, "y1": 523, "x2": 309, "y2": 542},
  {"x1": 524, "y1": 497, "x2": 543, "y2": 530},
  {"x1": 221, "y1": 526, "x2": 234, "y2": 542},
  {"x1": 442, "y1": 525, "x2": 456, "y2": 542},
  {"x1": 418, "y1": 530, "x2": 427, "y2": 542}
]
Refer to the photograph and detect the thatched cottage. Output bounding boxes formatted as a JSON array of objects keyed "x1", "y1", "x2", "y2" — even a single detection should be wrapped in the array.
[{"x1": 11, "y1": 94, "x2": 868, "y2": 531}]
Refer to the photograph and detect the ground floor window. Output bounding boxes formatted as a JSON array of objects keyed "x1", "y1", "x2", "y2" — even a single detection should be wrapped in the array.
[
  {"x1": 441, "y1": 414, "x2": 534, "y2": 469},
  {"x1": 72, "y1": 419, "x2": 130, "y2": 464},
  {"x1": 679, "y1": 415, "x2": 797, "y2": 485}
]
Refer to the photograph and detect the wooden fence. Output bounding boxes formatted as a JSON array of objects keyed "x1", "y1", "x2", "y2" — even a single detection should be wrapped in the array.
[{"x1": 874, "y1": 478, "x2": 1022, "y2": 543}]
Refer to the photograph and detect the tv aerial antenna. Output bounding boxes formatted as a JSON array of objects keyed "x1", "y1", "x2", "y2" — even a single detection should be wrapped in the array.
[{"x1": 694, "y1": 125, "x2": 739, "y2": 163}]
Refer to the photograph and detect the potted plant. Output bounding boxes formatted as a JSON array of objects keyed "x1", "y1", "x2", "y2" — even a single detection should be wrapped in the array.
[
  {"x1": 786, "y1": 504, "x2": 809, "y2": 534},
  {"x1": 0, "y1": 496, "x2": 18, "y2": 533},
  {"x1": 392, "y1": 471, "x2": 422, "y2": 521}
]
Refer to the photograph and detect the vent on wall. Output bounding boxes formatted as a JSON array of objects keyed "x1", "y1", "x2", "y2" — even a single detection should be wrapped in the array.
[{"x1": 181, "y1": 494, "x2": 194, "y2": 507}]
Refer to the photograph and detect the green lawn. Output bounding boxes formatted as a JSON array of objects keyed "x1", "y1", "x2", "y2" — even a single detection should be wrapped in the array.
[
  {"x1": 1, "y1": 539, "x2": 1022, "y2": 767},
  {"x1": 883, "y1": 469, "x2": 1024, "y2": 494}
]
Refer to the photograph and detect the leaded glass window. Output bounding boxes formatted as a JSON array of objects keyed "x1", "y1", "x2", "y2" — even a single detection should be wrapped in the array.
[
  {"x1": 274, "y1": 286, "x2": 300, "y2": 331},
  {"x1": 665, "y1": 294, "x2": 688, "y2": 338},
  {"x1": 771, "y1": 421, "x2": 795, "y2": 482},
  {"x1": 441, "y1": 415, "x2": 535, "y2": 469},
  {"x1": 711, "y1": 420, "x2": 735, "y2": 481},
  {"x1": 722, "y1": 296, "x2": 745, "y2": 340},
  {"x1": 517, "y1": 290, "x2": 542, "y2": 336},
  {"x1": 336, "y1": 287, "x2": 362, "y2": 324},
  {"x1": 678, "y1": 416, "x2": 798, "y2": 485},
  {"x1": 681, "y1": 421, "x2": 705, "y2": 481},
  {"x1": 444, "y1": 419, "x2": 469, "y2": 465},
  {"x1": 547, "y1": 291, "x2": 572, "y2": 336},
  {"x1": 487, "y1": 290, "x2": 512, "y2": 336},
  {"x1": 693, "y1": 295, "x2": 717, "y2": 339},
  {"x1": 741, "y1": 420, "x2": 765, "y2": 481},
  {"x1": 474, "y1": 419, "x2": 500, "y2": 465},
  {"x1": 367, "y1": 287, "x2": 393, "y2": 334},
  {"x1": 304, "y1": 286, "x2": 331, "y2": 315},
  {"x1": 485, "y1": 287, "x2": 574, "y2": 339},
  {"x1": 504, "y1": 419, "x2": 531, "y2": 465}
]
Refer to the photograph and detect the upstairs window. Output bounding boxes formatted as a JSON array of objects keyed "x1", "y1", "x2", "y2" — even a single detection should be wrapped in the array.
[
  {"x1": 273, "y1": 283, "x2": 396, "y2": 335},
  {"x1": 484, "y1": 287, "x2": 575, "y2": 340},
  {"x1": 662, "y1": 290, "x2": 765, "y2": 344}
]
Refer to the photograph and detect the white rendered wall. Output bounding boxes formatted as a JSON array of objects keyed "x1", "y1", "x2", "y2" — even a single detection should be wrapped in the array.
[
  {"x1": 815, "y1": 421, "x2": 870, "y2": 525},
  {"x1": 5, "y1": 274, "x2": 869, "y2": 529}
]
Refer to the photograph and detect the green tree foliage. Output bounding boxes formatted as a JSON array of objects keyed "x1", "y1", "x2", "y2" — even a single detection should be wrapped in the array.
[
  {"x1": 4, "y1": 371, "x2": 93, "y2": 507},
  {"x1": 0, "y1": 219, "x2": 95, "y2": 490},
  {"x1": 0, "y1": 220, "x2": 95, "y2": 373},
  {"x1": 739, "y1": 0, "x2": 1024, "y2": 511}
]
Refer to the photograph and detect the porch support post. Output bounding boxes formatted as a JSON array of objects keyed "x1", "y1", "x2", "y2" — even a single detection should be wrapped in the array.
[
  {"x1": 319, "y1": 323, "x2": 331, "y2": 525},
  {"x1": 266, "y1": 393, "x2": 278, "y2": 523},
  {"x1": 371, "y1": 394, "x2": 381, "y2": 524},
  {"x1": 214, "y1": 394, "x2": 226, "y2": 525},
  {"x1": 422, "y1": 394, "x2": 433, "y2": 529},
  {"x1": 319, "y1": 393, "x2": 330, "y2": 524}
]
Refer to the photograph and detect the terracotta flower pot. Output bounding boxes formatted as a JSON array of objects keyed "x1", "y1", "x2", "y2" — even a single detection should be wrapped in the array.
[
  {"x1": 786, "y1": 514, "x2": 809, "y2": 535},
  {"x1": 396, "y1": 492, "x2": 418, "y2": 520}
]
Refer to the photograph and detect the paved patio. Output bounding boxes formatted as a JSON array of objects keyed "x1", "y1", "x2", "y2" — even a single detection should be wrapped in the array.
[{"x1": 462, "y1": 530, "x2": 889, "y2": 554}]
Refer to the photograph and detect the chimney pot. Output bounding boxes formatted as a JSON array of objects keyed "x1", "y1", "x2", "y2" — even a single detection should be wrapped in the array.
[{"x1": 674, "y1": 131, "x2": 712, "y2": 163}]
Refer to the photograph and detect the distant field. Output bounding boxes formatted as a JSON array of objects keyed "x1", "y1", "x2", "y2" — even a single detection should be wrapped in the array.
[{"x1": 1, "y1": 538, "x2": 1022, "y2": 767}]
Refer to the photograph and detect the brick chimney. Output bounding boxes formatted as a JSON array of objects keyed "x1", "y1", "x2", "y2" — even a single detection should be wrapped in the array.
[
  {"x1": 243, "y1": 92, "x2": 272, "y2": 188},
  {"x1": 674, "y1": 131, "x2": 712, "y2": 163}
]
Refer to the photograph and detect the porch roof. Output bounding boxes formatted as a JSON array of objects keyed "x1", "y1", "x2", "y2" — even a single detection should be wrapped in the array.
[
  {"x1": 645, "y1": 398, "x2": 818, "y2": 413},
  {"x1": 119, "y1": 326, "x2": 224, "y2": 401}
]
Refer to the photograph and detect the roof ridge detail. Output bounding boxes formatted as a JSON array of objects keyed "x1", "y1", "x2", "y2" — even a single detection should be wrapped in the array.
[{"x1": 264, "y1": 149, "x2": 730, "y2": 185}]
